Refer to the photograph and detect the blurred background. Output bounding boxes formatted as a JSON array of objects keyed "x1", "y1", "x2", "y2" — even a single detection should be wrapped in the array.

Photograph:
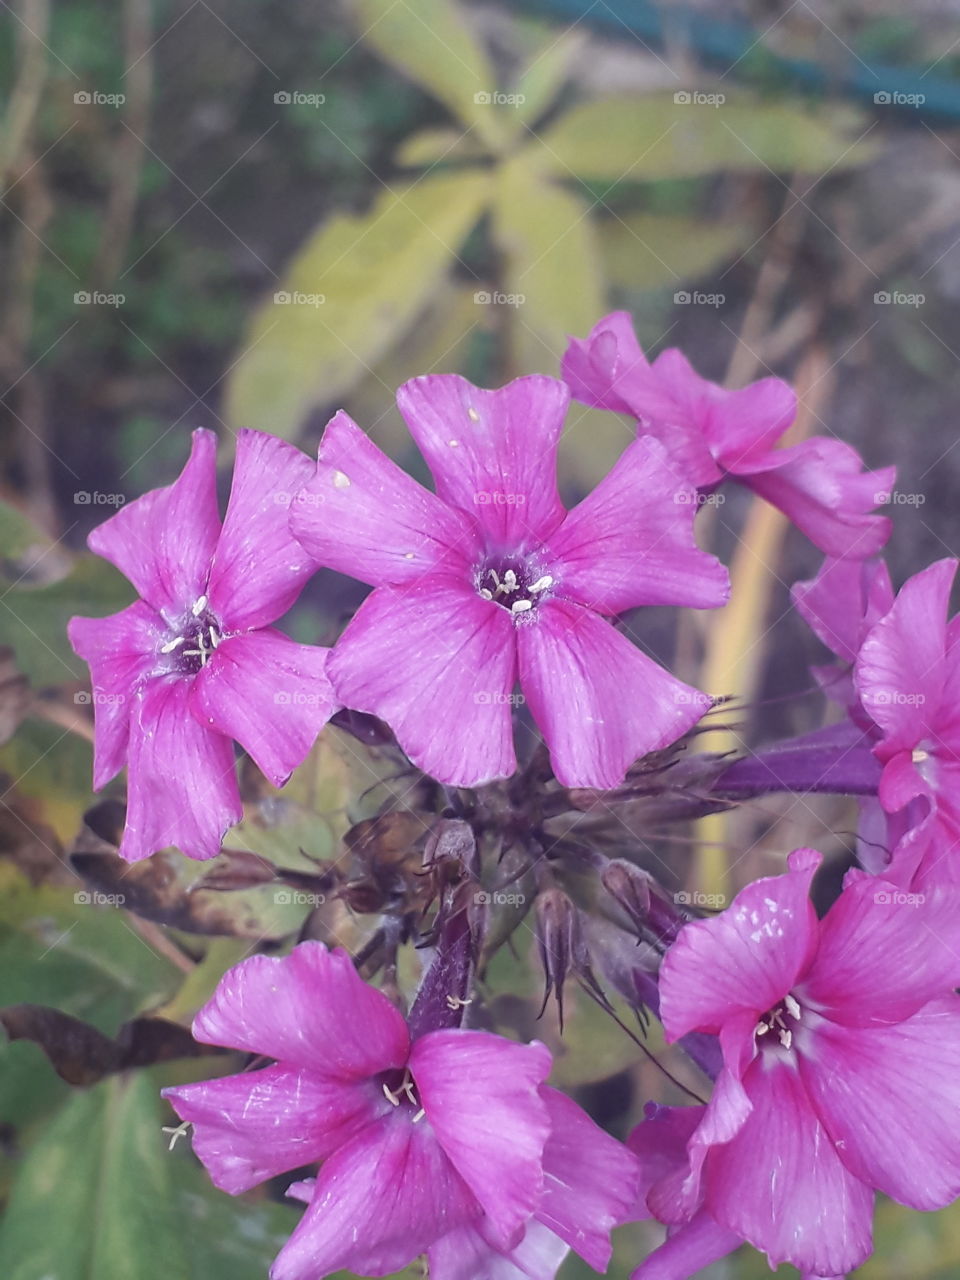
[{"x1": 3, "y1": 0, "x2": 960, "y2": 1276}]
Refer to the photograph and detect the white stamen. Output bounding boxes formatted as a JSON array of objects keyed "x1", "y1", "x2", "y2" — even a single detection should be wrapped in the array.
[
  {"x1": 446, "y1": 995, "x2": 473, "y2": 1010},
  {"x1": 160, "y1": 636, "x2": 186, "y2": 654},
  {"x1": 412, "y1": 1108, "x2": 426, "y2": 1124},
  {"x1": 502, "y1": 569, "x2": 518, "y2": 593},
  {"x1": 784, "y1": 993, "x2": 801, "y2": 1020},
  {"x1": 382, "y1": 1082, "x2": 401, "y2": 1106},
  {"x1": 755, "y1": 1022, "x2": 769, "y2": 1036},
  {"x1": 778, "y1": 1028, "x2": 793, "y2": 1051},
  {"x1": 162, "y1": 1121, "x2": 192, "y2": 1151},
  {"x1": 479, "y1": 588, "x2": 494, "y2": 601},
  {"x1": 912, "y1": 748, "x2": 929, "y2": 763},
  {"x1": 467, "y1": 407, "x2": 480, "y2": 422},
  {"x1": 529, "y1": 575, "x2": 553, "y2": 593},
  {"x1": 511, "y1": 599, "x2": 533, "y2": 614},
  {"x1": 332, "y1": 470, "x2": 351, "y2": 489},
  {"x1": 192, "y1": 594, "x2": 208, "y2": 616}
]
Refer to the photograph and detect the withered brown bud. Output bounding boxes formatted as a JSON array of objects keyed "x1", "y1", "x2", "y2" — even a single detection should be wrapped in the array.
[
  {"x1": 600, "y1": 859, "x2": 652, "y2": 933},
  {"x1": 535, "y1": 888, "x2": 591, "y2": 1033},
  {"x1": 422, "y1": 819, "x2": 478, "y2": 876}
]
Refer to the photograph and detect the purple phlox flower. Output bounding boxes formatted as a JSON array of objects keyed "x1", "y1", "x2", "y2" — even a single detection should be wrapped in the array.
[
  {"x1": 562, "y1": 311, "x2": 894, "y2": 558},
  {"x1": 852, "y1": 556, "x2": 960, "y2": 888},
  {"x1": 69, "y1": 429, "x2": 338, "y2": 862},
  {"x1": 289, "y1": 373, "x2": 730, "y2": 790},
  {"x1": 163, "y1": 942, "x2": 641, "y2": 1279},
  {"x1": 628, "y1": 848, "x2": 960, "y2": 1277}
]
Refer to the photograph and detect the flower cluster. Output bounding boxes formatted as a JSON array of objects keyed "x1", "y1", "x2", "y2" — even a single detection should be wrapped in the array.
[{"x1": 66, "y1": 309, "x2": 960, "y2": 1280}]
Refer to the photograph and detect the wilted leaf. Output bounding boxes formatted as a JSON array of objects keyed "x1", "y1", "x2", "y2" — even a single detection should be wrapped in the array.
[
  {"x1": 534, "y1": 94, "x2": 874, "y2": 182},
  {"x1": 224, "y1": 172, "x2": 491, "y2": 439},
  {"x1": 0, "y1": 1005, "x2": 223, "y2": 1086},
  {"x1": 353, "y1": 0, "x2": 506, "y2": 149},
  {"x1": 492, "y1": 158, "x2": 605, "y2": 374},
  {"x1": 597, "y1": 211, "x2": 758, "y2": 290},
  {"x1": 70, "y1": 800, "x2": 318, "y2": 940}
]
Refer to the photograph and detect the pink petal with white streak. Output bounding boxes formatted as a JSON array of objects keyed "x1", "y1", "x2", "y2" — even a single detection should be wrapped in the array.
[
  {"x1": 398, "y1": 374, "x2": 569, "y2": 550},
  {"x1": 88, "y1": 429, "x2": 220, "y2": 620},
  {"x1": 517, "y1": 598, "x2": 712, "y2": 789},
  {"x1": 192, "y1": 943, "x2": 410, "y2": 1077}
]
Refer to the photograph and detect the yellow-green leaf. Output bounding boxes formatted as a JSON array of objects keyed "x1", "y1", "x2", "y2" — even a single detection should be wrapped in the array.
[
  {"x1": 514, "y1": 29, "x2": 585, "y2": 126},
  {"x1": 224, "y1": 172, "x2": 491, "y2": 439},
  {"x1": 492, "y1": 158, "x2": 605, "y2": 375},
  {"x1": 393, "y1": 127, "x2": 488, "y2": 167},
  {"x1": 534, "y1": 93, "x2": 874, "y2": 182},
  {"x1": 353, "y1": 0, "x2": 506, "y2": 150},
  {"x1": 597, "y1": 211, "x2": 757, "y2": 291}
]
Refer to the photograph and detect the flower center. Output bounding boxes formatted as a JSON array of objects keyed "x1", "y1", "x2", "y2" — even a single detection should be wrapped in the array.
[
  {"x1": 159, "y1": 594, "x2": 224, "y2": 675},
  {"x1": 379, "y1": 1067, "x2": 426, "y2": 1123},
  {"x1": 476, "y1": 560, "x2": 553, "y2": 617},
  {"x1": 755, "y1": 991, "x2": 802, "y2": 1052}
]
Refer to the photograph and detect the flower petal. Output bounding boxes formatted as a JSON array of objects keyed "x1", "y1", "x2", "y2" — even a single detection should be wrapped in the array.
[
  {"x1": 705, "y1": 1057, "x2": 874, "y2": 1275},
  {"x1": 328, "y1": 580, "x2": 517, "y2": 786},
  {"x1": 192, "y1": 943, "x2": 410, "y2": 1077},
  {"x1": 429, "y1": 1221, "x2": 569, "y2": 1280},
  {"x1": 206, "y1": 430, "x2": 317, "y2": 630},
  {"x1": 561, "y1": 311, "x2": 650, "y2": 415},
  {"x1": 627, "y1": 1102, "x2": 705, "y2": 1217},
  {"x1": 802, "y1": 869, "x2": 960, "y2": 1025},
  {"x1": 120, "y1": 675, "x2": 240, "y2": 862},
  {"x1": 535, "y1": 1086, "x2": 640, "y2": 1270},
  {"x1": 516, "y1": 598, "x2": 712, "y2": 789},
  {"x1": 743, "y1": 439, "x2": 894, "y2": 558},
  {"x1": 87, "y1": 429, "x2": 220, "y2": 619},
  {"x1": 630, "y1": 1211, "x2": 742, "y2": 1280},
  {"x1": 290, "y1": 410, "x2": 478, "y2": 587},
  {"x1": 792, "y1": 555, "x2": 894, "y2": 666},
  {"x1": 409, "y1": 1029, "x2": 552, "y2": 1251},
  {"x1": 703, "y1": 373, "x2": 797, "y2": 468},
  {"x1": 544, "y1": 436, "x2": 730, "y2": 614},
  {"x1": 163, "y1": 1064, "x2": 382, "y2": 1194},
  {"x1": 800, "y1": 997, "x2": 960, "y2": 1210},
  {"x1": 659, "y1": 849, "x2": 821, "y2": 1040},
  {"x1": 190, "y1": 629, "x2": 338, "y2": 787},
  {"x1": 397, "y1": 374, "x2": 569, "y2": 549},
  {"x1": 67, "y1": 603, "x2": 166, "y2": 788},
  {"x1": 271, "y1": 1112, "x2": 480, "y2": 1280},
  {"x1": 855, "y1": 558, "x2": 956, "y2": 754}
]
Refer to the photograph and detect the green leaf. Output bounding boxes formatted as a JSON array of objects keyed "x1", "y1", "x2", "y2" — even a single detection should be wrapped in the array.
[
  {"x1": 0, "y1": 716, "x2": 93, "y2": 843},
  {"x1": 0, "y1": 1072, "x2": 299, "y2": 1280},
  {"x1": 534, "y1": 93, "x2": 874, "y2": 182},
  {"x1": 0, "y1": 864, "x2": 181, "y2": 1033},
  {"x1": 353, "y1": 0, "x2": 505, "y2": 149},
  {"x1": 597, "y1": 211, "x2": 757, "y2": 291},
  {"x1": 0, "y1": 552, "x2": 134, "y2": 686},
  {"x1": 0, "y1": 498, "x2": 50, "y2": 563},
  {"x1": 492, "y1": 159, "x2": 605, "y2": 375},
  {"x1": 224, "y1": 172, "x2": 490, "y2": 440}
]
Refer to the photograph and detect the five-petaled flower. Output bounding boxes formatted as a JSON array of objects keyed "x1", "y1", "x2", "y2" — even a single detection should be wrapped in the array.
[
  {"x1": 163, "y1": 942, "x2": 640, "y2": 1279},
  {"x1": 69, "y1": 429, "x2": 339, "y2": 861},
  {"x1": 630, "y1": 848, "x2": 960, "y2": 1277},
  {"x1": 290, "y1": 373, "x2": 730, "y2": 790},
  {"x1": 563, "y1": 311, "x2": 894, "y2": 558}
]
